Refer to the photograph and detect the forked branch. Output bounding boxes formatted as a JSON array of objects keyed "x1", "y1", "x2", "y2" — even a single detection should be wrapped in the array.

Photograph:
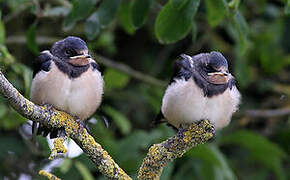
[{"x1": 0, "y1": 70, "x2": 214, "y2": 179}]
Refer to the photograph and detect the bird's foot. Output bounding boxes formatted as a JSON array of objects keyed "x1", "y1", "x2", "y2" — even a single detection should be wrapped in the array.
[
  {"x1": 75, "y1": 117, "x2": 86, "y2": 135},
  {"x1": 198, "y1": 119, "x2": 215, "y2": 134},
  {"x1": 102, "y1": 116, "x2": 109, "y2": 128},
  {"x1": 41, "y1": 103, "x2": 53, "y2": 111},
  {"x1": 49, "y1": 127, "x2": 66, "y2": 139}
]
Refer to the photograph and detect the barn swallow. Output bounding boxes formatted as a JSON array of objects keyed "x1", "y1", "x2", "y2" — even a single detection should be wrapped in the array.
[
  {"x1": 30, "y1": 36, "x2": 104, "y2": 138},
  {"x1": 154, "y1": 52, "x2": 241, "y2": 130}
]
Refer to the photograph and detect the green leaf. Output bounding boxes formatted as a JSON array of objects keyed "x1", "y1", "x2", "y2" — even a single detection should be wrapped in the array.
[
  {"x1": 103, "y1": 68, "x2": 130, "y2": 89},
  {"x1": 205, "y1": 0, "x2": 227, "y2": 27},
  {"x1": 75, "y1": 161, "x2": 94, "y2": 180},
  {"x1": 232, "y1": 10, "x2": 249, "y2": 54},
  {"x1": 191, "y1": 21, "x2": 197, "y2": 43},
  {"x1": 119, "y1": 0, "x2": 135, "y2": 34},
  {"x1": 130, "y1": 0, "x2": 152, "y2": 29},
  {"x1": 155, "y1": 0, "x2": 200, "y2": 44},
  {"x1": 170, "y1": 0, "x2": 189, "y2": 9},
  {"x1": 98, "y1": 0, "x2": 121, "y2": 28},
  {"x1": 103, "y1": 105, "x2": 131, "y2": 135},
  {"x1": 228, "y1": 0, "x2": 240, "y2": 10},
  {"x1": 116, "y1": 130, "x2": 163, "y2": 171},
  {"x1": 234, "y1": 53, "x2": 251, "y2": 88},
  {"x1": 63, "y1": 0, "x2": 97, "y2": 31},
  {"x1": 219, "y1": 130, "x2": 286, "y2": 179},
  {"x1": 285, "y1": 0, "x2": 290, "y2": 15},
  {"x1": 161, "y1": 162, "x2": 175, "y2": 180},
  {"x1": 186, "y1": 144, "x2": 236, "y2": 180},
  {"x1": 20, "y1": 64, "x2": 33, "y2": 97},
  {"x1": 0, "y1": 136, "x2": 26, "y2": 159},
  {"x1": 60, "y1": 158, "x2": 73, "y2": 174},
  {"x1": 0, "y1": 44, "x2": 15, "y2": 65},
  {"x1": 0, "y1": 103, "x2": 7, "y2": 118},
  {"x1": 85, "y1": 11, "x2": 100, "y2": 40},
  {"x1": 0, "y1": 20, "x2": 5, "y2": 44},
  {"x1": 26, "y1": 23, "x2": 39, "y2": 55}
]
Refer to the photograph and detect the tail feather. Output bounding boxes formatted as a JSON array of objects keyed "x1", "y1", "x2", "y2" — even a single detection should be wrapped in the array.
[
  {"x1": 152, "y1": 111, "x2": 178, "y2": 130},
  {"x1": 31, "y1": 122, "x2": 60, "y2": 139},
  {"x1": 152, "y1": 111, "x2": 165, "y2": 127}
]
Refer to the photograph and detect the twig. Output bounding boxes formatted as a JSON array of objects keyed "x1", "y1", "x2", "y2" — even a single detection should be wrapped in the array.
[
  {"x1": 3, "y1": 2, "x2": 33, "y2": 23},
  {"x1": 53, "y1": 0, "x2": 72, "y2": 8},
  {"x1": 244, "y1": 108, "x2": 290, "y2": 118},
  {"x1": 92, "y1": 53, "x2": 167, "y2": 87},
  {"x1": 5, "y1": 35, "x2": 167, "y2": 87},
  {"x1": 5, "y1": 36, "x2": 59, "y2": 45},
  {"x1": 0, "y1": 71, "x2": 131, "y2": 180},
  {"x1": 138, "y1": 120, "x2": 215, "y2": 179}
]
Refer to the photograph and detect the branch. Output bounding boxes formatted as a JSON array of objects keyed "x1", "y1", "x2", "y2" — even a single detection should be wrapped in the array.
[
  {"x1": 244, "y1": 108, "x2": 290, "y2": 118},
  {"x1": 138, "y1": 120, "x2": 215, "y2": 179},
  {"x1": 39, "y1": 170, "x2": 61, "y2": 180},
  {"x1": 92, "y1": 53, "x2": 167, "y2": 87},
  {"x1": 0, "y1": 71, "x2": 131, "y2": 180}
]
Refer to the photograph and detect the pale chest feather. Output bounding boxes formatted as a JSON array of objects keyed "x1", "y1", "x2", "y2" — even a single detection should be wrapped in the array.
[
  {"x1": 30, "y1": 62, "x2": 104, "y2": 120},
  {"x1": 161, "y1": 78, "x2": 240, "y2": 129}
]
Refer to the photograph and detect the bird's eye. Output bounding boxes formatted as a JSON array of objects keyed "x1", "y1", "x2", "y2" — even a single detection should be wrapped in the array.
[
  {"x1": 204, "y1": 65, "x2": 216, "y2": 73},
  {"x1": 65, "y1": 49, "x2": 76, "y2": 56}
]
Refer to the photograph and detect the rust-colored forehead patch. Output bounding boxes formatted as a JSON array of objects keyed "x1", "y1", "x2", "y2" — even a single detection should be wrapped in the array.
[
  {"x1": 208, "y1": 74, "x2": 229, "y2": 84},
  {"x1": 69, "y1": 58, "x2": 90, "y2": 66}
]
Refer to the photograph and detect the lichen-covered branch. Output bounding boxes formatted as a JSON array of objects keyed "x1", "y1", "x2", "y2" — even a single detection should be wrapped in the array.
[
  {"x1": 138, "y1": 120, "x2": 215, "y2": 179},
  {"x1": 39, "y1": 170, "x2": 61, "y2": 180},
  {"x1": 0, "y1": 71, "x2": 131, "y2": 180}
]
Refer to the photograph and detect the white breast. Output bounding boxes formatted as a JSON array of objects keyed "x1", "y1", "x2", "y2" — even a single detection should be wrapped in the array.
[
  {"x1": 30, "y1": 62, "x2": 104, "y2": 120},
  {"x1": 161, "y1": 78, "x2": 240, "y2": 129}
]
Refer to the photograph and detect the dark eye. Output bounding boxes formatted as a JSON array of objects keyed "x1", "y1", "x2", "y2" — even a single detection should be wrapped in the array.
[
  {"x1": 65, "y1": 49, "x2": 77, "y2": 57},
  {"x1": 204, "y1": 65, "x2": 216, "y2": 73}
]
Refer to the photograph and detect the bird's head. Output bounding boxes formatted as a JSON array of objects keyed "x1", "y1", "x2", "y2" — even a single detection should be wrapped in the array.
[
  {"x1": 50, "y1": 36, "x2": 91, "y2": 66},
  {"x1": 190, "y1": 51, "x2": 232, "y2": 85},
  {"x1": 181, "y1": 52, "x2": 235, "y2": 97}
]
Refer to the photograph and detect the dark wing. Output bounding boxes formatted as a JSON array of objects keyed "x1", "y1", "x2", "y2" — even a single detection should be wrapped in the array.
[
  {"x1": 90, "y1": 61, "x2": 101, "y2": 71},
  {"x1": 32, "y1": 51, "x2": 52, "y2": 77},
  {"x1": 169, "y1": 54, "x2": 193, "y2": 84},
  {"x1": 32, "y1": 51, "x2": 53, "y2": 137},
  {"x1": 152, "y1": 111, "x2": 177, "y2": 130},
  {"x1": 152, "y1": 111, "x2": 166, "y2": 126},
  {"x1": 153, "y1": 54, "x2": 193, "y2": 129}
]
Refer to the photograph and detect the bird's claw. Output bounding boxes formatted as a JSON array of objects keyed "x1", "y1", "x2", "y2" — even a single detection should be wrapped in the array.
[
  {"x1": 75, "y1": 117, "x2": 85, "y2": 134},
  {"x1": 41, "y1": 103, "x2": 53, "y2": 111}
]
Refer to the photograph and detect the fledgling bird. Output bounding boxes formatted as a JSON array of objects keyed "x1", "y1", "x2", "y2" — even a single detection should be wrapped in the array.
[
  {"x1": 30, "y1": 36, "x2": 104, "y2": 138},
  {"x1": 154, "y1": 52, "x2": 241, "y2": 130}
]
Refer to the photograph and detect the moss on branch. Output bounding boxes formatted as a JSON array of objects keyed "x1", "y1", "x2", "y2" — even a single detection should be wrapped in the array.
[
  {"x1": 39, "y1": 170, "x2": 61, "y2": 180},
  {"x1": 0, "y1": 71, "x2": 131, "y2": 180},
  {"x1": 138, "y1": 120, "x2": 215, "y2": 179},
  {"x1": 0, "y1": 70, "x2": 215, "y2": 179}
]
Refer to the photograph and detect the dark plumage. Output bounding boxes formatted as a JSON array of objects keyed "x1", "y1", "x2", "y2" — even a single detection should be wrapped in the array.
[
  {"x1": 154, "y1": 51, "x2": 241, "y2": 130},
  {"x1": 30, "y1": 36, "x2": 104, "y2": 138}
]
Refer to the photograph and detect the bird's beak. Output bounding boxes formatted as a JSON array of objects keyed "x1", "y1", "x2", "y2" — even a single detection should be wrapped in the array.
[
  {"x1": 207, "y1": 70, "x2": 230, "y2": 84},
  {"x1": 69, "y1": 54, "x2": 91, "y2": 66},
  {"x1": 207, "y1": 71, "x2": 229, "y2": 76}
]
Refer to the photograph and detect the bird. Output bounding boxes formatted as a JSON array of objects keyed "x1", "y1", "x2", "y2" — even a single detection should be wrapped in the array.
[
  {"x1": 154, "y1": 51, "x2": 241, "y2": 130},
  {"x1": 30, "y1": 36, "x2": 104, "y2": 138}
]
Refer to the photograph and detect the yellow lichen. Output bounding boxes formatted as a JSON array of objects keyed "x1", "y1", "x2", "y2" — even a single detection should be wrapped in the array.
[
  {"x1": 25, "y1": 99, "x2": 34, "y2": 113},
  {"x1": 39, "y1": 170, "x2": 61, "y2": 180},
  {"x1": 49, "y1": 137, "x2": 67, "y2": 160}
]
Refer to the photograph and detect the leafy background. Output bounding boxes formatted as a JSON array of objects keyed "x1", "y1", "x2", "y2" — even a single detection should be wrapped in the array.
[{"x1": 0, "y1": 0, "x2": 290, "y2": 179}]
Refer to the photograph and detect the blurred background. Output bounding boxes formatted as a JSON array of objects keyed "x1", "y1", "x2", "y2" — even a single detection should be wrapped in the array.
[{"x1": 0, "y1": 0, "x2": 289, "y2": 179}]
